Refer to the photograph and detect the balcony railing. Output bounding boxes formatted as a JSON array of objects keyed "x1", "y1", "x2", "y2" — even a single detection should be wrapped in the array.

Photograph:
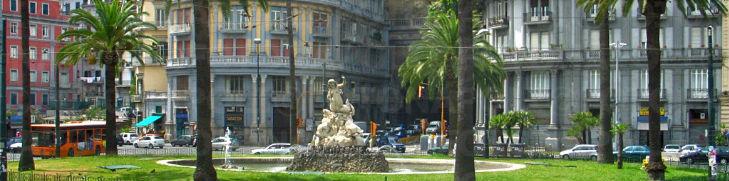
[
  {"x1": 586, "y1": 89, "x2": 615, "y2": 99},
  {"x1": 172, "y1": 90, "x2": 190, "y2": 99},
  {"x1": 637, "y1": 89, "x2": 666, "y2": 99},
  {"x1": 687, "y1": 88, "x2": 709, "y2": 99},
  {"x1": 145, "y1": 91, "x2": 167, "y2": 99},
  {"x1": 502, "y1": 49, "x2": 561, "y2": 61},
  {"x1": 503, "y1": 48, "x2": 722, "y2": 62},
  {"x1": 688, "y1": 8, "x2": 720, "y2": 19},
  {"x1": 219, "y1": 22, "x2": 248, "y2": 33},
  {"x1": 166, "y1": 55, "x2": 388, "y2": 77},
  {"x1": 486, "y1": 16, "x2": 509, "y2": 29},
  {"x1": 272, "y1": 90, "x2": 290, "y2": 102},
  {"x1": 312, "y1": 26, "x2": 329, "y2": 37},
  {"x1": 524, "y1": 11, "x2": 552, "y2": 24},
  {"x1": 221, "y1": 90, "x2": 247, "y2": 101},
  {"x1": 169, "y1": 23, "x2": 191, "y2": 34},
  {"x1": 387, "y1": 18, "x2": 426, "y2": 30},
  {"x1": 526, "y1": 89, "x2": 550, "y2": 99},
  {"x1": 79, "y1": 77, "x2": 103, "y2": 84}
]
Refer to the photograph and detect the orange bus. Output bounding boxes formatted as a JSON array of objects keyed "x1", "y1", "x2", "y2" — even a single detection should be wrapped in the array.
[{"x1": 31, "y1": 121, "x2": 106, "y2": 158}]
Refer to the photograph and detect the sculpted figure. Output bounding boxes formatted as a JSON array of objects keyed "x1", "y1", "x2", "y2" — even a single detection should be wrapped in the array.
[{"x1": 327, "y1": 76, "x2": 347, "y2": 113}]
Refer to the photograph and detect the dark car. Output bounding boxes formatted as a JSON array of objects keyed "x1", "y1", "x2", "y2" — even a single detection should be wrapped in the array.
[
  {"x1": 116, "y1": 135, "x2": 124, "y2": 146},
  {"x1": 427, "y1": 145, "x2": 449, "y2": 155},
  {"x1": 613, "y1": 145, "x2": 651, "y2": 161},
  {"x1": 379, "y1": 137, "x2": 405, "y2": 153},
  {"x1": 171, "y1": 135, "x2": 195, "y2": 147},
  {"x1": 679, "y1": 146, "x2": 729, "y2": 164}
]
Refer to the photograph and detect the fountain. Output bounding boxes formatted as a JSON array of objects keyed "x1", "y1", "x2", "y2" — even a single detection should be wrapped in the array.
[{"x1": 220, "y1": 127, "x2": 242, "y2": 170}]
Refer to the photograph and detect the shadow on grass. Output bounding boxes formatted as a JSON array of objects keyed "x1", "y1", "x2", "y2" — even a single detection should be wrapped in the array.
[{"x1": 115, "y1": 169, "x2": 193, "y2": 181}]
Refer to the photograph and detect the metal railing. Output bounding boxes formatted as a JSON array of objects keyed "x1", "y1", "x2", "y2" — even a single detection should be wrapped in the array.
[
  {"x1": 526, "y1": 89, "x2": 550, "y2": 99},
  {"x1": 524, "y1": 11, "x2": 552, "y2": 24},
  {"x1": 503, "y1": 48, "x2": 721, "y2": 62},
  {"x1": 145, "y1": 91, "x2": 167, "y2": 99},
  {"x1": 172, "y1": 90, "x2": 190, "y2": 98},
  {"x1": 169, "y1": 23, "x2": 191, "y2": 34},
  {"x1": 219, "y1": 22, "x2": 248, "y2": 32},
  {"x1": 386, "y1": 18, "x2": 426, "y2": 30},
  {"x1": 167, "y1": 56, "x2": 389, "y2": 77},
  {"x1": 586, "y1": 89, "x2": 615, "y2": 99},
  {"x1": 486, "y1": 16, "x2": 509, "y2": 29}
]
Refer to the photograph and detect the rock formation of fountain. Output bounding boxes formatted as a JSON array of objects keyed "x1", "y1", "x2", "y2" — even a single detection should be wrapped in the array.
[
  {"x1": 287, "y1": 77, "x2": 389, "y2": 172},
  {"x1": 220, "y1": 127, "x2": 242, "y2": 170}
]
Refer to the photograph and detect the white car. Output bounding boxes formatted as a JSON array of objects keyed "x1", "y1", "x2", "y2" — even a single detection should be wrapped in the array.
[
  {"x1": 679, "y1": 144, "x2": 701, "y2": 156},
  {"x1": 9, "y1": 142, "x2": 22, "y2": 153},
  {"x1": 251, "y1": 143, "x2": 292, "y2": 154},
  {"x1": 212, "y1": 137, "x2": 239, "y2": 151},
  {"x1": 120, "y1": 133, "x2": 139, "y2": 145},
  {"x1": 663, "y1": 144, "x2": 681, "y2": 153},
  {"x1": 560, "y1": 144, "x2": 598, "y2": 160},
  {"x1": 134, "y1": 136, "x2": 165, "y2": 149}
]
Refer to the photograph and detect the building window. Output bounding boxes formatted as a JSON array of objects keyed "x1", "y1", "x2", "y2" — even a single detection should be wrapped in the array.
[
  {"x1": 10, "y1": 46, "x2": 18, "y2": 58},
  {"x1": 42, "y1": 26, "x2": 49, "y2": 39},
  {"x1": 223, "y1": 39, "x2": 246, "y2": 56},
  {"x1": 29, "y1": 93, "x2": 35, "y2": 105},
  {"x1": 589, "y1": 30, "x2": 600, "y2": 50},
  {"x1": 10, "y1": 0, "x2": 17, "y2": 11},
  {"x1": 271, "y1": 7, "x2": 288, "y2": 32},
  {"x1": 155, "y1": 9, "x2": 166, "y2": 27},
  {"x1": 29, "y1": 2, "x2": 36, "y2": 14},
  {"x1": 29, "y1": 24, "x2": 37, "y2": 37},
  {"x1": 227, "y1": 76, "x2": 245, "y2": 94},
  {"x1": 157, "y1": 42, "x2": 168, "y2": 60},
  {"x1": 223, "y1": 8, "x2": 246, "y2": 30},
  {"x1": 10, "y1": 22, "x2": 17, "y2": 35},
  {"x1": 528, "y1": 71, "x2": 550, "y2": 99},
  {"x1": 640, "y1": 28, "x2": 665, "y2": 48},
  {"x1": 529, "y1": 32, "x2": 550, "y2": 51},
  {"x1": 42, "y1": 48, "x2": 49, "y2": 60},
  {"x1": 10, "y1": 93, "x2": 17, "y2": 105},
  {"x1": 60, "y1": 72, "x2": 69, "y2": 86},
  {"x1": 311, "y1": 41, "x2": 327, "y2": 59},
  {"x1": 42, "y1": 94, "x2": 48, "y2": 105},
  {"x1": 42, "y1": 3, "x2": 48, "y2": 15},
  {"x1": 270, "y1": 39, "x2": 289, "y2": 57},
  {"x1": 176, "y1": 76, "x2": 189, "y2": 90},
  {"x1": 29, "y1": 47, "x2": 37, "y2": 60},
  {"x1": 10, "y1": 70, "x2": 18, "y2": 82},
  {"x1": 30, "y1": 71, "x2": 37, "y2": 82},
  {"x1": 42, "y1": 72, "x2": 49, "y2": 82},
  {"x1": 75, "y1": 2, "x2": 80, "y2": 9},
  {"x1": 313, "y1": 11, "x2": 328, "y2": 34},
  {"x1": 272, "y1": 77, "x2": 287, "y2": 95}
]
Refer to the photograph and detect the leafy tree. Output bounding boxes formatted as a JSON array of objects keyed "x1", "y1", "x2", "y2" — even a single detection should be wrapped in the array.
[
  {"x1": 612, "y1": 123, "x2": 630, "y2": 169},
  {"x1": 511, "y1": 111, "x2": 536, "y2": 144},
  {"x1": 56, "y1": 0, "x2": 162, "y2": 156},
  {"x1": 568, "y1": 112, "x2": 599, "y2": 144}
]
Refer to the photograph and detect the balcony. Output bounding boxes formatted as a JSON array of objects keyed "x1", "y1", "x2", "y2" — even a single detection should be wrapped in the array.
[
  {"x1": 386, "y1": 18, "x2": 425, "y2": 30},
  {"x1": 585, "y1": 9, "x2": 616, "y2": 22},
  {"x1": 687, "y1": 88, "x2": 709, "y2": 99},
  {"x1": 79, "y1": 77, "x2": 103, "y2": 84},
  {"x1": 270, "y1": 22, "x2": 290, "y2": 34},
  {"x1": 688, "y1": 8, "x2": 720, "y2": 19},
  {"x1": 586, "y1": 89, "x2": 615, "y2": 99},
  {"x1": 272, "y1": 91, "x2": 290, "y2": 102},
  {"x1": 172, "y1": 90, "x2": 190, "y2": 100},
  {"x1": 145, "y1": 91, "x2": 167, "y2": 99},
  {"x1": 526, "y1": 89, "x2": 550, "y2": 100},
  {"x1": 219, "y1": 22, "x2": 248, "y2": 33},
  {"x1": 502, "y1": 49, "x2": 561, "y2": 62},
  {"x1": 485, "y1": 16, "x2": 509, "y2": 29},
  {"x1": 169, "y1": 23, "x2": 191, "y2": 34},
  {"x1": 312, "y1": 26, "x2": 329, "y2": 37},
  {"x1": 505, "y1": 48, "x2": 722, "y2": 62},
  {"x1": 637, "y1": 89, "x2": 666, "y2": 99},
  {"x1": 523, "y1": 11, "x2": 552, "y2": 25},
  {"x1": 168, "y1": 57, "x2": 193, "y2": 67},
  {"x1": 221, "y1": 90, "x2": 247, "y2": 102}
]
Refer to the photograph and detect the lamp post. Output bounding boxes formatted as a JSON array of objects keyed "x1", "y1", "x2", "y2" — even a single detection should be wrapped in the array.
[
  {"x1": 707, "y1": 26, "x2": 716, "y2": 146},
  {"x1": 609, "y1": 42, "x2": 627, "y2": 125},
  {"x1": 254, "y1": 38, "x2": 261, "y2": 146}
]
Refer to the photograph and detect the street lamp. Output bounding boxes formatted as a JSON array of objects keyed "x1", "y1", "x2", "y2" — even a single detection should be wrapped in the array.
[
  {"x1": 707, "y1": 26, "x2": 716, "y2": 146},
  {"x1": 610, "y1": 42, "x2": 627, "y2": 124},
  {"x1": 254, "y1": 38, "x2": 261, "y2": 146}
]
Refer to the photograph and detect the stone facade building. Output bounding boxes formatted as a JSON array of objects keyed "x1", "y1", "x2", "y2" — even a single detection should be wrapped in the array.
[
  {"x1": 165, "y1": 0, "x2": 390, "y2": 145},
  {"x1": 480, "y1": 0, "x2": 723, "y2": 150}
]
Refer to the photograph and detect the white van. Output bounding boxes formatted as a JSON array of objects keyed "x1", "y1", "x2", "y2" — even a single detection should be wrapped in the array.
[{"x1": 120, "y1": 133, "x2": 139, "y2": 145}]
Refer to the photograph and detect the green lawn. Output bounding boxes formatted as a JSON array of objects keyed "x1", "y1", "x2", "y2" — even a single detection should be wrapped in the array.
[{"x1": 6, "y1": 155, "x2": 712, "y2": 181}]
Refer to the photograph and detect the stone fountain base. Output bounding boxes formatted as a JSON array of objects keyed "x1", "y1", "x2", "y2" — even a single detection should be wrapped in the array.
[{"x1": 286, "y1": 146, "x2": 389, "y2": 172}]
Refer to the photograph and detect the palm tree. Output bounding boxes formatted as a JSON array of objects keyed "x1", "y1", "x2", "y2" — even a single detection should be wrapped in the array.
[
  {"x1": 56, "y1": 0, "x2": 162, "y2": 156},
  {"x1": 454, "y1": 0, "x2": 475, "y2": 179},
  {"x1": 577, "y1": 0, "x2": 614, "y2": 164},
  {"x1": 489, "y1": 114, "x2": 508, "y2": 143},
  {"x1": 568, "y1": 112, "x2": 598, "y2": 144},
  {"x1": 617, "y1": 1, "x2": 727, "y2": 179},
  {"x1": 398, "y1": 1, "x2": 505, "y2": 153},
  {"x1": 511, "y1": 111, "x2": 535, "y2": 144},
  {"x1": 612, "y1": 123, "x2": 630, "y2": 169},
  {"x1": 18, "y1": 0, "x2": 34, "y2": 171}
]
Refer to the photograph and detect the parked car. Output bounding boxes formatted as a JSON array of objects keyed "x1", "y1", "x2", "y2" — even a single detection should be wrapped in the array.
[
  {"x1": 378, "y1": 137, "x2": 405, "y2": 153},
  {"x1": 679, "y1": 144, "x2": 701, "y2": 156},
  {"x1": 679, "y1": 146, "x2": 729, "y2": 164},
  {"x1": 212, "y1": 137, "x2": 239, "y2": 151},
  {"x1": 426, "y1": 121, "x2": 440, "y2": 134},
  {"x1": 560, "y1": 144, "x2": 598, "y2": 160},
  {"x1": 613, "y1": 145, "x2": 651, "y2": 161},
  {"x1": 133, "y1": 136, "x2": 165, "y2": 149},
  {"x1": 663, "y1": 144, "x2": 681, "y2": 153},
  {"x1": 116, "y1": 135, "x2": 124, "y2": 146},
  {"x1": 9, "y1": 142, "x2": 22, "y2": 153},
  {"x1": 251, "y1": 143, "x2": 292, "y2": 154},
  {"x1": 427, "y1": 145, "x2": 449, "y2": 155},
  {"x1": 171, "y1": 135, "x2": 195, "y2": 147},
  {"x1": 119, "y1": 133, "x2": 139, "y2": 145}
]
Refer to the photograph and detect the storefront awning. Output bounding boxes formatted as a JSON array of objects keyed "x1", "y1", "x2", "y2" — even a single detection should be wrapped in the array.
[{"x1": 135, "y1": 115, "x2": 162, "y2": 127}]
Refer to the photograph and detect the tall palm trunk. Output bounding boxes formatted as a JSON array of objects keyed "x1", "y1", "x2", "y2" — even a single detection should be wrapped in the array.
[
  {"x1": 454, "y1": 0, "x2": 475, "y2": 179},
  {"x1": 497, "y1": 128, "x2": 504, "y2": 143},
  {"x1": 597, "y1": 9, "x2": 614, "y2": 163},
  {"x1": 104, "y1": 53, "x2": 118, "y2": 155},
  {"x1": 287, "y1": 0, "x2": 297, "y2": 145},
  {"x1": 645, "y1": 1, "x2": 667, "y2": 180},
  {"x1": 446, "y1": 70, "x2": 458, "y2": 153},
  {"x1": 517, "y1": 124, "x2": 524, "y2": 143},
  {"x1": 617, "y1": 133, "x2": 624, "y2": 169},
  {"x1": 18, "y1": 0, "x2": 35, "y2": 171},
  {"x1": 193, "y1": 0, "x2": 216, "y2": 180}
]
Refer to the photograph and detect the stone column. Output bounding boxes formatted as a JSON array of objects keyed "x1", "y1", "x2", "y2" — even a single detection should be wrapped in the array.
[
  {"x1": 251, "y1": 74, "x2": 258, "y2": 127},
  {"x1": 260, "y1": 74, "x2": 268, "y2": 133},
  {"x1": 210, "y1": 74, "x2": 216, "y2": 135},
  {"x1": 515, "y1": 71, "x2": 523, "y2": 111},
  {"x1": 550, "y1": 70, "x2": 558, "y2": 125},
  {"x1": 503, "y1": 72, "x2": 511, "y2": 113},
  {"x1": 166, "y1": 76, "x2": 173, "y2": 135},
  {"x1": 308, "y1": 77, "x2": 315, "y2": 120},
  {"x1": 302, "y1": 76, "x2": 309, "y2": 120}
]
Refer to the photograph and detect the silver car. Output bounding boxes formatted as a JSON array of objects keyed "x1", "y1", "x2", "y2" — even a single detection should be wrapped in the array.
[
  {"x1": 134, "y1": 136, "x2": 165, "y2": 149},
  {"x1": 211, "y1": 137, "x2": 239, "y2": 151},
  {"x1": 251, "y1": 143, "x2": 292, "y2": 154},
  {"x1": 560, "y1": 144, "x2": 598, "y2": 160}
]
